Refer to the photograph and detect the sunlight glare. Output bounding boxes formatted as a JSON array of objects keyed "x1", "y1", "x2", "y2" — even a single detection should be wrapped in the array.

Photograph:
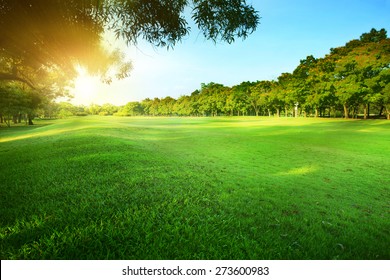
[{"x1": 72, "y1": 65, "x2": 99, "y2": 104}]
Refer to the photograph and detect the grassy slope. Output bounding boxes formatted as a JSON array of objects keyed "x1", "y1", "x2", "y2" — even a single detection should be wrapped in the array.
[{"x1": 0, "y1": 116, "x2": 389, "y2": 259}]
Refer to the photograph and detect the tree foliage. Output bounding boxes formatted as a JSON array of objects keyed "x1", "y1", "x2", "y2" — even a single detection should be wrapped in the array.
[
  {"x1": 0, "y1": 0, "x2": 260, "y2": 124},
  {"x1": 0, "y1": 0, "x2": 259, "y2": 86},
  {"x1": 2, "y1": 28, "x2": 389, "y2": 124},
  {"x1": 102, "y1": 28, "x2": 386, "y2": 120}
]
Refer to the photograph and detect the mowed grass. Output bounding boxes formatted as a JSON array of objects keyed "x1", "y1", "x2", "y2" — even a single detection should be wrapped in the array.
[{"x1": 0, "y1": 116, "x2": 389, "y2": 260}]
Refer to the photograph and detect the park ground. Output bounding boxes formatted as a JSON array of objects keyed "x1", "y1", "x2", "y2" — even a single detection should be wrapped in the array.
[{"x1": 0, "y1": 116, "x2": 389, "y2": 259}]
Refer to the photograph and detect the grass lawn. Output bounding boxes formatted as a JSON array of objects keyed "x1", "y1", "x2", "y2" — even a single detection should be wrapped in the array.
[{"x1": 0, "y1": 116, "x2": 389, "y2": 259}]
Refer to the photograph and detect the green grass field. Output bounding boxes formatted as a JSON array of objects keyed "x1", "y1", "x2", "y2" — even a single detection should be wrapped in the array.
[{"x1": 0, "y1": 116, "x2": 389, "y2": 259}]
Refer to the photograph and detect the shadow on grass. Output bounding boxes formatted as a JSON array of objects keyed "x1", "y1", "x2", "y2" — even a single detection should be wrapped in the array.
[{"x1": 0, "y1": 121, "x2": 55, "y2": 139}]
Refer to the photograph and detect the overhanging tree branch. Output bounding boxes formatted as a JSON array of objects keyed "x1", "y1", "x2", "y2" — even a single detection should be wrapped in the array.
[{"x1": 0, "y1": 72, "x2": 36, "y2": 89}]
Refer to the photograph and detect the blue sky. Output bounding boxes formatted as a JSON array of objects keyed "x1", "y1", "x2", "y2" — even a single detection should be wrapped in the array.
[{"x1": 70, "y1": 0, "x2": 390, "y2": 105}]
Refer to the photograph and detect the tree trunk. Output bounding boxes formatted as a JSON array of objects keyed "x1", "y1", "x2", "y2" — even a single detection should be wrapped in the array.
[
  {"x1": 6, "y1": 114, "x2": 11, "y2": 127},
  {"x1": 343, "y1": 104, "x2": 349, "y2": 119},
  {"x1": 28, "y1": 114, "x2": 34, "y2": 125},
  {"x1": 386, "y1": 106, "x2": 390, "y2": 120},
  {"x1": 276, "y1": 108, "x2": 280, "y2": 117},
  {"x1": 378, "y1": 106, "x2": 384, "y2": 118},
  {"x1": 314, "y1": 108, "x2": 319, "y2": 118},
  {"x1": 363, "y1": 104, "x2": 368, "y2": 119}
]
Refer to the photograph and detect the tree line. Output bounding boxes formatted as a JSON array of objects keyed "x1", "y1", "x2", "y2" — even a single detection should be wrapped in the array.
[
  {"x1": 1, "y1": 28, "x2": 389, "y2": 126},
  {"x1": 134, "y1": 28, "x2": 390, "y2": 120}
]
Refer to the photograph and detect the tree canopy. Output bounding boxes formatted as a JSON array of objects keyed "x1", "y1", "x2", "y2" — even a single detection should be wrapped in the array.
[
  {"x1": 35, "y1": 28, "x2": 388, "y2": 121},
  {"x1": 0, "y1": 0, "x2": 260, "y2": 124},
  {"x1": 3, "y1": 28, "x2": 389, "y2": 125},
  {"x1": 0, "y1": 0, "x2": 260, "y2": 87}
]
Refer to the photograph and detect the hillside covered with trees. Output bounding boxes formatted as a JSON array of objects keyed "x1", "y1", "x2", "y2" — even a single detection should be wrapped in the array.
[{"x1": 1, "y1": 28, "x2": 390, "y2": 125}]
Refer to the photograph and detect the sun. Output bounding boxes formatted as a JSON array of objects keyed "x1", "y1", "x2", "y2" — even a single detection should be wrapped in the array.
[{"x1": 72, "y1": 65, "x2": 99, "y2": 104}]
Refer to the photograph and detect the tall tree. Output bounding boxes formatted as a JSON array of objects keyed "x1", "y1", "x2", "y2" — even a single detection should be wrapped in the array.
[
  {"x1": 159, "y1": 96, "x2": 176, "y2": 116},
  {"x1": 331, "y1": 29, "x2": 389, "y2": 118},
  {"x1": 249, "y1": 81, "x2": 271, "y2": 116},
  {"x1": 276, "y1": 73, "x2": 295, "y2": 116},
  {"x1": 197, "y1": 82, "x2": 227, "y2": 116},
  {"x1": 230, "y1": 82, "x2": 251, "y2": 116},
  {"x1": 174, "y1": 95, "x2": 194, "y2": 116}
]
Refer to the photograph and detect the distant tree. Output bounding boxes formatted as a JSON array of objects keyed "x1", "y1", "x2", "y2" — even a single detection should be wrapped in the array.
[
  {"x1": 87, "y1": 104, "x2": 102, "y2": 115},
  {"x1": 197, "y1": 82, "x2": 227, "y2": 116},
  {"x1": 101, "y1": 103, "x2": 119, "y2": 115},
  {"x1": 159, "y1": 96, "x2": 176, "y2": 116},
  {"x1": 189, "y1": 90, "x2": 201, "y2": 116},
  {"x1": 276, "y1": 73, "x2": 296, "y2": 117},
  {"x1": 230, "y1": 82, "x2": 251, "y2": 116},
  {"x1": 250, "y1": 81, "x2": 272, "y2": 116},
  {"x1": 0, "y1": 86, "x2": 25, "y2": 126},
  {"x1": 141, "y1": 98, "x2": 153, "y2": 116},
  {"x1": 0, "y1": 83, "x2": 43, "y2": 125},
  {"x1": 368, "y1": 67, "x2": 390, "y2": 119},
  {"x1": 57, "y1": 102, "x2": 78, "y2": 118},
  {"x1": 331, "y1": 31, "x2": 389, "y2": 118},
  {"x1": 360, "y1": 28, "x2": 387, "y2": 43},
  {"x1": 174, "y1": 95, "x2": 194, "y2": 116},
  {"x1": 38, "y1": 101, "x2": 60, "y2": 119},
  {"x1": 116, "y1": 101, "x2": 143, "y2": 116},
  {"x1": 150, "y1": 98, "x2": 161, "y2": 116},
  {"x1": 382, "y1": 71, "x2": 390, "y2": 120}
]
